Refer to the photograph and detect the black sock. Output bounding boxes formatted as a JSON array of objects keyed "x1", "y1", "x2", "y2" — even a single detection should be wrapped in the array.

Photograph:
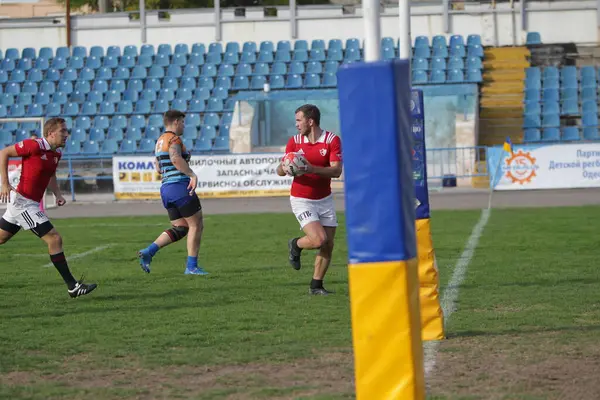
[
  {"x1": 292, "y1": 237, "x2": 302, "y2": 253},
  {"x1": 50, "y1": 252, "x2": 77, "y2": 289},
  {"x1": 310, "y1": 279, "x2": 323, "y2": 289}
]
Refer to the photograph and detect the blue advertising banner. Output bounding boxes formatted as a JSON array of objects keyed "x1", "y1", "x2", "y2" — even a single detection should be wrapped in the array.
[{"x1": 412, "y1": 89, "x2": 430, "y2": 220}]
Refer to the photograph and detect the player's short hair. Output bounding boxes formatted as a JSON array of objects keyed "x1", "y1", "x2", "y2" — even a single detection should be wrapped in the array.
[
  {"x1": 43, "y1": 117, "x2": 66, "y2": 138},
  {"x1": 164, "y1": 110, "x2": 186, "y2": 127},
  {"x1": 295, "y1": 104, "x2": 321, "y2": 126}
]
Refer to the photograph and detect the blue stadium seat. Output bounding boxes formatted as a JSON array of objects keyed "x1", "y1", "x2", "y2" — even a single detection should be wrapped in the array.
[
  {"x1": 213, "y1": 136, "x2": 229, "y2": 151},
  {"x1": 324, "y1": 61, "x2": 338, "y2": 74},
  {"x1": 71, "y1": 127, "x2": 87, "y2": 142},
  {"x1": 274, "y1": 50, "x2": 290, "y2": 63},
  {"x1": 194, "y1": 137, "x2": 212, "y2": 152},
  {"x1": 345, "y1": 38, "x2": 360, "y2": 51},
  {"x1": 286, "y1": 74, "x2": 303, "y2": 89},
  {"x1": 116, "y1": 100, "x2": 133, "y2": 115},
  {"x1": 542, "y1": 114, "x2": 560, "y2": 128},
  {"x1": 219, "y1": 124, "x2": 230, "y2": 137},
  {"x1": 322, "y1": 72, "x2": 337, "y2": 88},
  {"x1": 64, "y1": 140, "x2": 81, "y2": 155},
  {"x1": 523, "y1": 128, "x2": 541, "y2": 142},
  {"x1": 243, "y1": 41, "x2": 257, "y2": 53},
  {"x1": 138, "y1": 138, "x2": 155, "y2": 153},
  {"x1": 542, "y1": 128, "x2": 560, "y2": 141},
  {"x1": 15, "y1": 129, "x2": 30, "y2": 142},
  {"x1": 583, "y1": 127, "x2": 600, "y2": 140},
  {"x1": 448, "y1": 57, "x2": 464, "y2": 70},
  {"x1": 145, "y1": 126, "x2": 161, "y2": 140},
  {"x1": 107, "y1": 127, "x2": 124, "y2": 140},
  {"x1": 582, "y1": 87, "x2": 597, "y2": 102},
  {"x1": 83, "y1": 141, "x2": 100, "y2": 154},
  {"x1": 310, "y1": 49, "x2": 325, "y2": 62},
  {"x1": 101, "y1": 139, "x2": 120, "y2": 154},
  {"x1": 327, "y1": 48, "x2": 343, "y2": 62},
  {"x1": 523, "y1": 114, "x2": 541, "y2": 128},
  {"x1": 233, "y1": 76, "x2": 249, "y2": 90},
  {"x1": 467, "y1": 34, "x2": 482, "y2": 47},
  {"x1": 154, "y1": 100, "x2": 170, "y2": 114},
  {"x1": 582, "y1": 113, "x2": 599, "y2": 127},
  {"x1": 562, "y1": 127, "x2": 580, "y2": 141},
  {"x1": 524, "y1": 100, "x2": 540, "y2": 115},
  {"x1": 45, "y1": 103, "x2": 61, "y2": 117},
  {"x1": 582, "y1": 100, "x2": 598, "y2": 114},
  {"x1": 430, "y1": 57, "x2": 446, "y2": 71},
  {"x1": 561, "y1": 98, "x2": 578, "y2": 115},
  {"x1": 188, "y1": 99, "x2": 205, "y2": 113},
  {"x1": 201, "y1": 126, "x2": 217, "y2": 140},
  {"x1": 236, "y1": 63, "x2": 252, "y2": 76},
  {"x1": 412, "y1": 70, "x2": 428, "y2": 84},
  {"x1": 89, "y1": 127, "x2": 106, "y2": 141},
  {"x1": 90, "y1": 46, "x2": 104, "y2": 58},
  {"x1": 171, "y1": 99, "x2": 187, "y2": 112},
  {"x1": 289, "y1": 61, "x2": 304, "y2": 75},
  {"x1": 111, "y1": 115, "x2": 128, "y2": 129},
  {"x1": 447, "y1": 69, "x2": 464, "y2": 83},
  {"x1": 203, "y1": 113, "x2": 220, "y2": 127},
  {"x1": 99, "y1": 101, "x2": 116, "y2": 115},
  {"x1": 430, "y1": 70, "x2": 446, "y2": 83},
  {"x1": 526, "y1": 32, "x2": 542, "y2": 45},
  {"x1": 140, "y1": 44, "x2": 155, "y2": 56},
  {"x1": 250, "y1": 75, "x2": 267, "y2": 89},
  {"x1": 304, "y1": 73, "x2": 321, "y2": 88},
  {"x1": 126, "y1": 127, "x2": 142, "y2": 141}
]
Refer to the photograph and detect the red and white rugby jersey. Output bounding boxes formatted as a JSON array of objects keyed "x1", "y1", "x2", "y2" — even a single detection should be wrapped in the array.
[
  {"x1": 14, "y1": 138, "x2": 62, "y2": 203},
  {"x1": 284, "y1": 130, "x2": 342, "y2": 200}
]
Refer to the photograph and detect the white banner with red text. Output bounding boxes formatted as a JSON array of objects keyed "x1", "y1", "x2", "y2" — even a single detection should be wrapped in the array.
[{"x1": 112, "y1": 154, "x2": 295, "y2": 199}]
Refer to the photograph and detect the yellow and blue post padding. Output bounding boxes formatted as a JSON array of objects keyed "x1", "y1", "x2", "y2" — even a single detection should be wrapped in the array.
[
  {"x1": 337, "y1": 60, "x2": 425, "y2": 400},
  {"x1": 412, "y1": 89, "x2": 445, "y2": 341}
]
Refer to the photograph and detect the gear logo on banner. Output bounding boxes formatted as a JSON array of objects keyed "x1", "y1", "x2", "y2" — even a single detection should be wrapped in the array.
[{"x1": 504, "y1": 150, "x2": 539, "y2": 184}]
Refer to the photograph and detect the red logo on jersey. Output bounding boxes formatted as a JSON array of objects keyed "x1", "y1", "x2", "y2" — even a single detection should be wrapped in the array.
[{"x1": 319, "y1": 149, "x2": 327, "y2": 156}]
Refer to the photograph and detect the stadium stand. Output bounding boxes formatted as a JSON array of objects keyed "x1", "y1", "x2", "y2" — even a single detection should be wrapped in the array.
[
  {"x1": 521, "y1": 32, "x2": 599, "y2": 143},
  {"x1": 0, "y1": 35, "x2": 484, "y2": 154}
]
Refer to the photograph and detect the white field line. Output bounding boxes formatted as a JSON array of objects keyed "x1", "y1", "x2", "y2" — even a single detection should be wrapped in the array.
[
  {"x1": 424, "y1": 208, "x2": 491, "y2": 376},
  {"x1": 41, "y1": 244, "x2": 113, "y2": 268}
]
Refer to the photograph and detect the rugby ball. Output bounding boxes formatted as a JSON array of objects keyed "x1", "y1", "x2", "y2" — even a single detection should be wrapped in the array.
[{"x1": 282, "y1": 152, "x2": 308, "y2": 177}]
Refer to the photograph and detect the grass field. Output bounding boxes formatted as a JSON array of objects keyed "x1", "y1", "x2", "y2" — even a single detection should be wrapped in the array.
[{"x1": 1, "y1": 205, "x2": 599, "y2": 399}]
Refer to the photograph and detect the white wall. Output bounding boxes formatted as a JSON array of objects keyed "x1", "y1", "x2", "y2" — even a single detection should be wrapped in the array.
[{"x1": 0, "y1": 0, "x2": 597, "y2": 52}]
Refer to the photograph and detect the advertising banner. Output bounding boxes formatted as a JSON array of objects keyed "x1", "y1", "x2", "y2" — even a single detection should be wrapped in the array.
[
  {"x1": 112, "y1": 153, "x2": 293, "y2": 199},
  {"x1": 487, "y1": 143, "x2": 600, "y2": 191}
]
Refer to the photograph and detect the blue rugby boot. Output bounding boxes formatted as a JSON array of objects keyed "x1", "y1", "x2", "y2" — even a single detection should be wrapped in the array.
[
  {"x1": 184, "y1": 266, "x2": 209, "y2": 275},
  {"x1": 138, "y1": 249, "x2": 153, "y2": 273}
]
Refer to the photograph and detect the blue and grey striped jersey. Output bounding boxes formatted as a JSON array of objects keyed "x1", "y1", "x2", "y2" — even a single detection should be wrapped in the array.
[{"x1": 154, "y1": 131, "x2": 191, "y2": 185}]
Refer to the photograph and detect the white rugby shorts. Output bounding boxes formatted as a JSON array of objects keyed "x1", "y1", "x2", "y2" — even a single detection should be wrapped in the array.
[
  {"x1": 290, "y1": 194, "x2": 338, "y2": 229},
  {"x1": 2, "y1": 191, "x2": 49, "y2": 231}
]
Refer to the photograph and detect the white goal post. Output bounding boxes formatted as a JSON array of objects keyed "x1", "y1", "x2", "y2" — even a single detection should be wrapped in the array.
[{"x1": 0, "y1": 117, "x2": 57, "y2": 211}]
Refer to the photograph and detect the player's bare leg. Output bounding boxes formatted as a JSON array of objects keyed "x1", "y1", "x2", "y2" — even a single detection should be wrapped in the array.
[
  {"x1": 0, "y1": 228, "x2": 16, "y2": 245},
  {"x1": 138, "y1": 218, "x2": 189, "y2": 273},
  {"x1": 182, "y1": 210, "x2": 206, "y2": 275},
  {"x1": 40, "y1": 227, "x2": 97, "y2": 298},
  {"x1": 288, "y1": 221, "x2": 326, "y2": 270},
  {"x1": 182, "y1": 210, "x2": 207, "y2": 275},
  {"x1": 309, "y1": 226, "x2": 336, "y2": 295}
]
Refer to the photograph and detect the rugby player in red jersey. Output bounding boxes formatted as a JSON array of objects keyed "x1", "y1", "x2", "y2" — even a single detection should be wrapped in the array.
[
  {"x1": 0, "y1": 117, "x2": 97, "y2": 298},
  {"x1": 276, "y1": 104, "x2": 343, "y2": 295}
]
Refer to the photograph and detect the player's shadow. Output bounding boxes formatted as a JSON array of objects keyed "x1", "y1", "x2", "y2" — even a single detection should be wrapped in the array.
[
  {"x1": 448, "y1": 324, "x2": 600, "y2": 339},
  {"x1": 280, "y1": 279, "x2": 347, "y2": 287}
]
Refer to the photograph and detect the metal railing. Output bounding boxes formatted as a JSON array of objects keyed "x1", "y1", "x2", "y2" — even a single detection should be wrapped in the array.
[{"x1": 49, "y1": 146, "x2": 488, "y2": 202}]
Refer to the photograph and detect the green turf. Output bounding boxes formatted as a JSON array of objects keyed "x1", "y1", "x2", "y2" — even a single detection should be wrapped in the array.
[{"x1": 1, "y1": 206, "x2": 598, "y2": 399}]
